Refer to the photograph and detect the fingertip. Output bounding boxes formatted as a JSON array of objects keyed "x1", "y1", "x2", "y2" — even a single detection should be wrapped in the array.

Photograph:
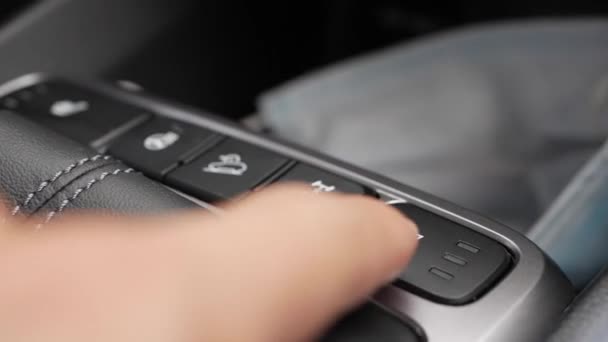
[
  {"x1": 382, "y1": 200, "x2": 419, "y2": 252},
  {"x1": 339, "y1": 194, "x2": 419, "y2": 276},
  {"x1": 186, "y1": 186, "x2": 422, "y2": 341},
  {"x1": 235, "y1": 185, "x2": 420, "y2": 272},
  {"x1": 234, "y1": 185, "x2": 421, "y2": 290},
  {"x1": 344, "y1": 194, "x2": 418, "y2": 246}
]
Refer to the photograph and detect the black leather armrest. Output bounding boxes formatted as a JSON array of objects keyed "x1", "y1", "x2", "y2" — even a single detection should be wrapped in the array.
[{"x1": 0, "y1": 110, "x2": 194, "y2": 223}]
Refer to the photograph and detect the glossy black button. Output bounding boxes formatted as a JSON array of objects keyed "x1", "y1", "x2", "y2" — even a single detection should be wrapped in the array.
[
  {"x1": 276, "y1": 163, "x2": 373, "y2": 196},
  {"x1": 0, "y1": 81, "x2": 147, "y2": 145},
  {"x1": 108, "y1": 118, "x2": 216, "y2": 179},
  {"x1": 166, "y1": 139, "x2": 289, "y2": 201},
  {"x1": 393, "y1": 204, "x2": 511, "y2": 305}
]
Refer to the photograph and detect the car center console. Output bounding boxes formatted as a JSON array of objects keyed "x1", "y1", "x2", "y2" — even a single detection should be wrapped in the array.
[{"x1": 0, "y1": 73, "x2": 574, "y2": 341}]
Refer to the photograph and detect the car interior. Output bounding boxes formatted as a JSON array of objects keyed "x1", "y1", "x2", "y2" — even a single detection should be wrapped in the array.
[{"x1": 1, "y1": 1, "x2": 608, "y2": 341}]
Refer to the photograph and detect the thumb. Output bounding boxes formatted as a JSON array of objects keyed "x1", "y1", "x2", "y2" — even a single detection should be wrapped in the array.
[{"x1": 189, "y1": 184, "x2": 418, "y2": 341}]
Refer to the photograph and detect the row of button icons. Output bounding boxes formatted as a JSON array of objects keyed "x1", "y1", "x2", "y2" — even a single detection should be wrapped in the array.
[
  {"x1": 0, "y1": 81, "x2": 373, "y2": 201},
  {"x1": 107, "y1": 118, "x2": 373, "y2": 202}
]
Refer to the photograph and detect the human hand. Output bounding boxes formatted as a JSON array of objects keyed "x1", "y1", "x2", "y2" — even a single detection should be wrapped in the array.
[{"x1": 0, "y1": 184, "x2": 418, "y2": 342}]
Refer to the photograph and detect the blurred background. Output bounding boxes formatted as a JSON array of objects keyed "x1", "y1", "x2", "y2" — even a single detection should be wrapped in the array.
[
  {"x1": 1, "y1": 0, "x2": 607, "y2": 230},
  {"x1": 102, "y1": 0, "x2": 608, "y2": 116}
]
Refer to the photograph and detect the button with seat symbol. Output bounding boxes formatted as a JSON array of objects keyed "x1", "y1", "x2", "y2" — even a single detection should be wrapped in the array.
[
  {"x1": 166, "y1": 138, "x2": 289, "y2": 201},
  {"x1": 109, "y1": 118, "x2": 216, "y2": 179}
]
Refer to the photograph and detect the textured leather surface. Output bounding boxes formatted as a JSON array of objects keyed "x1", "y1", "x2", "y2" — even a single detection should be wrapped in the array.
[
  {"x1": 549, "y1": 267, "x2": 608, "y2": 342},
  {"x1": 0, "y1": 110, "x2": 194, "y2": 220}
]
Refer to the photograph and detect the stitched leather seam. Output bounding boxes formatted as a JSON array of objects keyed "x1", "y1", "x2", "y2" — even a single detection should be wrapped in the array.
[
  {"x1": 36, "y1": 168, "x2": 135, "y2": 229},
  {"x1": 30, "y1": 161, "x2": 120, "y2": 216},
  {"x1": 11, "y1": 155, "x2": 112, "y2": 216}
]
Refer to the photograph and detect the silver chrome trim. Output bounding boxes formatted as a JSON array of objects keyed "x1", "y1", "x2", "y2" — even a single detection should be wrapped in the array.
[{"x1": 0, "y1": 72, "x2": 46, "y2": 98}]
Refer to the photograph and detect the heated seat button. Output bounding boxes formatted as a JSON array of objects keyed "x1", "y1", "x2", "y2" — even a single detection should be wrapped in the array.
[
  {"x1": 108, "y1": 118, "x2": 216, "y2": 179},
  {"x1": 276, "y1": 163, "x2": 374, "y2": 196},
  {"x1": 1, "y1": 81, "x2": 148, "y2": 144},
  {"x1": 393, "y1": 204, "x2": 511, "y2": 305},
  {"x1": 166, "y1": 139, "x2": 289, "y2": 201}
]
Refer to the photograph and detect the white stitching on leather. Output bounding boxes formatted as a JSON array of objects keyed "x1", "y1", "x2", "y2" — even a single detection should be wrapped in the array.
[
  {"x1": 11, "y1": 155, "x2": 111, "y2": 216},
  {"x1": 37, "y1": 168, "x2": 135, "y2": 229}
]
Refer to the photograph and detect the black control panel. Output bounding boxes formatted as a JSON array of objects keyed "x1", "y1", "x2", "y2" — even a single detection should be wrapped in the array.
[
  {"x1": 394, "y1": 204, "x2": 511, "y2": 304},
  {"x1": 0, "y1": 75, "x2": 574, "y2": 341},
  {"x1": 0, "y1": 79, "x2": 512, "y2": 306}
]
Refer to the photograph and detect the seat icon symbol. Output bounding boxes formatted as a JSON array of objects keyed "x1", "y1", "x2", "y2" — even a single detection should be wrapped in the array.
[
  {"x1": 50, "y1": 100, "x2": 89, "y2": 117},
  {"x1": 203, "y1": 154, "x2": 248, "y2": 176},
  {"x1": 143, "y1": 131, "x2": 180, "y2": 151}
]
